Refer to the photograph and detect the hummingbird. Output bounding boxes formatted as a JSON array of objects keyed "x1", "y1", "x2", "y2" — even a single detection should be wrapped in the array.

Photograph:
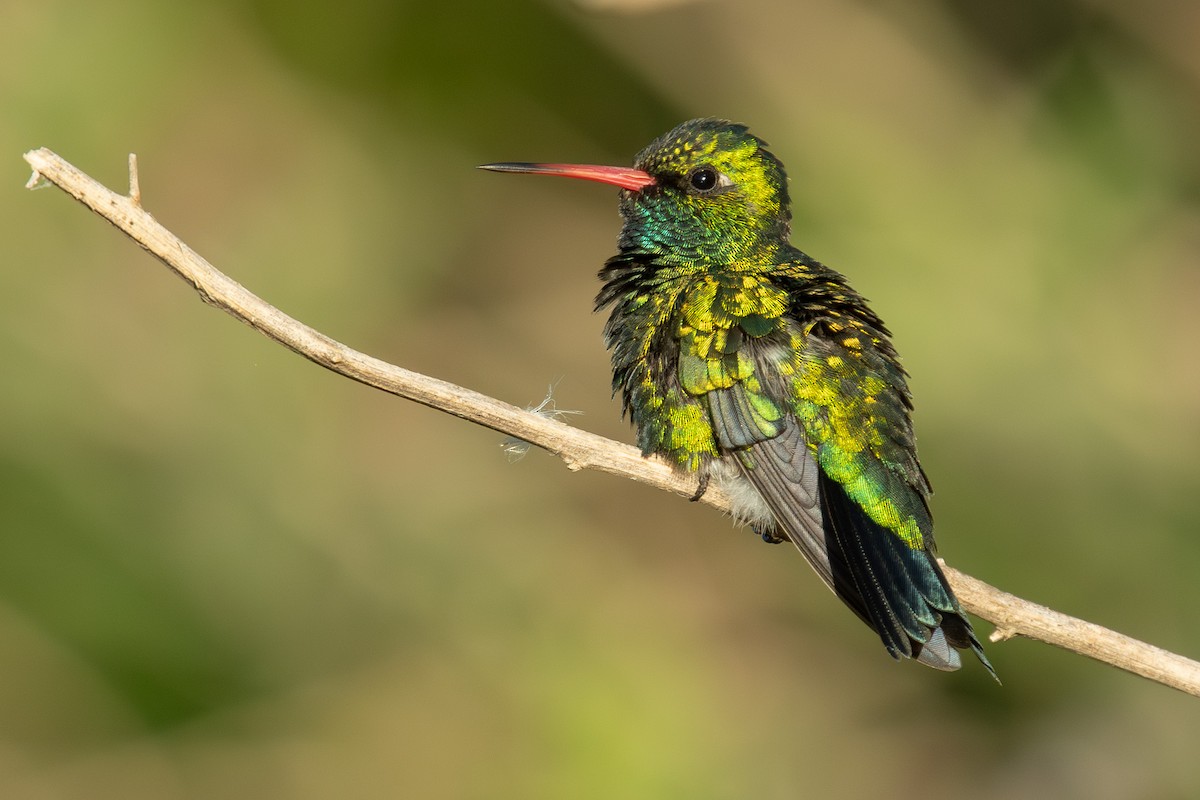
[{"x1": 481, "y1": 118, "x2": 996, "y2": 678}]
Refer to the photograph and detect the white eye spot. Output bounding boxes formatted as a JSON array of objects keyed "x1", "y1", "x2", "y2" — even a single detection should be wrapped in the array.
[{"x1": 688, "y1": 166, "x2": 734, "y2": 194}]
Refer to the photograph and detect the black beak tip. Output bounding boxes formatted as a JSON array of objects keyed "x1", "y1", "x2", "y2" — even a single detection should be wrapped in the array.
[{"x1": 478, "y1": 162, "x2": 535, "y2": 173}]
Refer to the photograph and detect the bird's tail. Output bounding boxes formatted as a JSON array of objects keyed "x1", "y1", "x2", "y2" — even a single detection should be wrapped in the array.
[{"x1": 818, "y1": 473, "x2": 998, "y2": 681}]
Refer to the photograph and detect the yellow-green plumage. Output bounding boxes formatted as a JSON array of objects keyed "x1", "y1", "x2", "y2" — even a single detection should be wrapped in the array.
[{"x1": 482, "y1": 118, "x2": 996, "y2": 678}]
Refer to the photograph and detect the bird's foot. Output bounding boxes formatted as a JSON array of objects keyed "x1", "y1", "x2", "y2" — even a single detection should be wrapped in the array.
[
  {"x1": 755, "y1": 525, "x2": 786, "y2": 544},
  {"x1": 689, "y1": 471, "x2": 710, "y2": 502}
]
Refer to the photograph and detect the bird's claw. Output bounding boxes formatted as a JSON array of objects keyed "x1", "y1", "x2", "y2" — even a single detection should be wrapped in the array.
[{"x1": 756, "y1": 526, "x2": 786, "y2": 544}]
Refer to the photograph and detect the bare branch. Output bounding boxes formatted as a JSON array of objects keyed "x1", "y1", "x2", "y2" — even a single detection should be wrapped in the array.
[{"x1": 23, "y1": 147, "x2": 1200, "y2": 698}]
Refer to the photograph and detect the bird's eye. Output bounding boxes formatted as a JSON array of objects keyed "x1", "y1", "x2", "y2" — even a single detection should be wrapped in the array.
[{"x1": 686, "y1": 166, "x2": 730, "y2": 195}]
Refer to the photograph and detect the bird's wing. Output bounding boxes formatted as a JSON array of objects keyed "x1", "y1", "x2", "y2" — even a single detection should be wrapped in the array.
[
  {"x1": 703, "y1": 322, "x2": 993, "y2": 675},
  {"x1": 716, "y1": 404, "x2": 954, "y2": 666},
  {"x1": 716, "y1": 407, "x2": 836, "y2": 590}
]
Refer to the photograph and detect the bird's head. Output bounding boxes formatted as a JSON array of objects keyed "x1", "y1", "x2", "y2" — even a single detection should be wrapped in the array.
[{"x1": 481, "y1": 118, "x2": 791, "y2": 265}]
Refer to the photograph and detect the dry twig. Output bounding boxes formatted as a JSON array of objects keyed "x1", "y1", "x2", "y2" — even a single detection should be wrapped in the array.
[{"x1": 23, "y1": 147, "x2": 1200, "y2": 697}]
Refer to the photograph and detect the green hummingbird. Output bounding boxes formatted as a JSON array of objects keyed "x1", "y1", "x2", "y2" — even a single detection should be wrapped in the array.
[{"x1": 481, "y1": 118, "x2": 996, "y2": 678}]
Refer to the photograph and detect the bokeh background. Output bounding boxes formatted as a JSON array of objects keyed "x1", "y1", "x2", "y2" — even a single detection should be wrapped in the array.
[{"x1": 4, "y1": 0, "x2": 1200, "y2": 797}]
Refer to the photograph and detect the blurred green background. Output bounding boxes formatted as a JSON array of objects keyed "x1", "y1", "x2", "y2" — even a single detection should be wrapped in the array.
[{"x1": 4, "y1": 0, "x2": 1200, "y2": 797}]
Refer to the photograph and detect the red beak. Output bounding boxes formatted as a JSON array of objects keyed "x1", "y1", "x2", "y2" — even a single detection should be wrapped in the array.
[{"x1": 479, "y1": 162, "x2": 656, "y2": 192}]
